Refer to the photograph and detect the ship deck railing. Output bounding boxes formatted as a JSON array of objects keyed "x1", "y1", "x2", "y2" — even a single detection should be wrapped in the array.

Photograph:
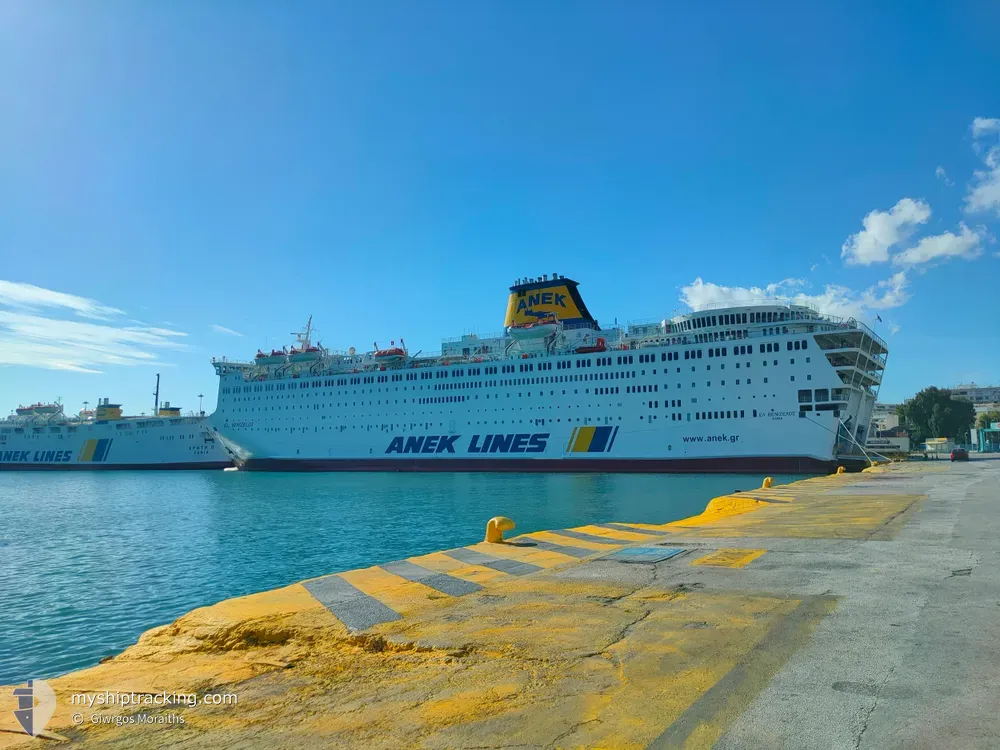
[{"x1": 219, "y1": 316, "x2": 887, "y2": 381}]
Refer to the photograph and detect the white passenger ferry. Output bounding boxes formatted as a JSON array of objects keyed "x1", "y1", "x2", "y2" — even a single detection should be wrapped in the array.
[
  {"x1": 210, "y1": 276, "x2": 887, "y2": 473},
  {"x1": 0, "y1": 386, "x2": 231, "y2": 470}
]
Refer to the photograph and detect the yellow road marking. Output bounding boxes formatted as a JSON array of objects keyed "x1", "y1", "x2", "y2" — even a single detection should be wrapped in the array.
[
  {"x1": 338, "y1": 566, "x2": 444, "y2": 613},
  {"x1": 407, "y1": 551, "x2": 513, "y2": 586},
  {"x1": 572, "y1": 523, "x2": 659, "y2": 542},
  {"x1": 529, "y1": 530, "x2": 626, "y2": 551},
  {"x1": 691, "y1": 548, "x2": 767, "y2": 568},
  {"x1": 464, "y1": 541, "x2": 578, "y2": 568}
]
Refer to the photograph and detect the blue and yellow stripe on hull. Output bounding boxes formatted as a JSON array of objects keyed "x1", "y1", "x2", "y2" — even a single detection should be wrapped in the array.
[
  {"x1": 566, "y1": 426, "x2": 619, "y2": 453},
  {"x1": 78, "y1": 438, "x2": 113, "y2": 463}
]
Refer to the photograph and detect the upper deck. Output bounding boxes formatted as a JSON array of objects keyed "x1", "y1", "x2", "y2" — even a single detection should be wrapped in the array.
[{"x1": 212, "y1": 298, "x2": 887, "y2": 392}]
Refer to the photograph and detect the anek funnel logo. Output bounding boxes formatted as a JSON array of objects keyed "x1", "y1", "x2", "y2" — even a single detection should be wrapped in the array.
[{"x1": 12, "y1": 679, "x2": 56, "y2": 737}]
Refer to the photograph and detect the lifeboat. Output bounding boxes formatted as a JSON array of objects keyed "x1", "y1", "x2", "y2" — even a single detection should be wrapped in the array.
[
  {"x1": 288, "y1": 345, "x2": 323, "y2": 363},
  {"x1": 373, "y1": 340, "x2": 407, "y2": 364},
  {"x1": 507, "y1": 316, "x2": 558, "y2": 340},
  {"x1": 575, "y1": 337, "x2": 607, "y2": 354},
  {"x1": 255, "y1": 348, "x2": 288, "y2": 365},
  {"x1": 16, "y1": 403, "x2": 60, "y2": 416}
]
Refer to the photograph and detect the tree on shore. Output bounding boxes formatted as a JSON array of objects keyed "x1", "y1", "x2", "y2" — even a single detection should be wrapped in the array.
[
  {"x1": 896, "y1": 387, "x2": 976, "y2": 444},
  {"x1": 977, "y1": 410, "x2": 1000, "y2": 430}
]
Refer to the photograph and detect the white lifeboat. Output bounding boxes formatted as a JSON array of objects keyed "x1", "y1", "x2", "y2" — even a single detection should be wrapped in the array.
[
  {"x1": 507, "y1": 316, "x2": 558, "y2": 340},
  {"x1": 288, "y1": 345, "x2": 323, "y2": 363},
  {"x1": 255, "y1": 348, "x2": 288, "y2": 365}
]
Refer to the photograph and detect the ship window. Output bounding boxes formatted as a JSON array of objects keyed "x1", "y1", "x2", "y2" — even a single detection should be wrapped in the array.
[
  {"x1": 798, "y1": 389, "x2": 811, "y2": 403},
  {"x1": 815, "y1": 388, "x2": 829, "y2": 402},
  {"x1": 801, "y1": 340, "x2": 808, "y2": 349}
]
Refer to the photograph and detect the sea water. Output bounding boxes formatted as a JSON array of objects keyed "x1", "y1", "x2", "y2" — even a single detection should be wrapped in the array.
[{"x1": 0, "y1": 470, "x2": 808, "y2": 684}]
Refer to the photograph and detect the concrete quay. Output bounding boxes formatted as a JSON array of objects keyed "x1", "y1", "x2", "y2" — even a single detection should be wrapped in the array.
[{"x1": 2, "y1": 458, "x2": 998, "y2": 748}]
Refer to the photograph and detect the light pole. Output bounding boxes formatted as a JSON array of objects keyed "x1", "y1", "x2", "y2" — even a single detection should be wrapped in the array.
[{"x1": 198, "y1": 393, "x2": 204, "y2": 416}]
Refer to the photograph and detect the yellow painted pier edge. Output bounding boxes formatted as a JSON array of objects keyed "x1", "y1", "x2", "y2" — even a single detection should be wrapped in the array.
[{"x1": 0, "y1": 462, "x2": 926, "y2": 749}]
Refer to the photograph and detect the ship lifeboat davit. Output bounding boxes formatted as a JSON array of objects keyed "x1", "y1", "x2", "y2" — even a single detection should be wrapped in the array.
[
  {"x1": 576, "y1": 337, "x2": 607, "y2": 354},
  {"x1": 507, "y1": 318, "x2": 558, "y2": 340},
  {"x1": 255, "y1": 348, "x2": 288, "y2": 365}
]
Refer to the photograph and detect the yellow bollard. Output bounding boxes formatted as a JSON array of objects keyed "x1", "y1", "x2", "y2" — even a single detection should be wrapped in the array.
[
  {"x1": 836, "y1": 466, "x2": 846, "y2": 474},
  {"x1": 485, "y1": 516, "x2": 515, "y2": 544},
  {"x1": 870, "y1": 460, "x2": 879, "y2": 467},
  {"x1": 761, "y1": 477, "x2": 773, "y2": 489}
]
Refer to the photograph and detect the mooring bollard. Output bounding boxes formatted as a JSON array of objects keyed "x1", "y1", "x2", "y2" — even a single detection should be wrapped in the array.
[{"x1": 485, "y1": 516, "x2": 515, "y2": 543}]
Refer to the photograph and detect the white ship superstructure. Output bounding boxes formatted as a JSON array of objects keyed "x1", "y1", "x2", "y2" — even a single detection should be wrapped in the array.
[
  {"x1": 211, "y1": 276, "x2": 887, "y2": 473},
  {"x1": 0, "y1": 391, "x2": 231, "y2": 470}
]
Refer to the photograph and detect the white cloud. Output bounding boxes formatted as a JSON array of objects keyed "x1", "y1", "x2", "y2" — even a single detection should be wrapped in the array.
[
  {"x1": 861, "y1": 271, "x2": 910, "y2": 308},
  {"x1": 210, "y1": 324, "x2": 244, "y2": 337},
  {"x1": 893, "y1": 224, "x2": 983, "y2": 267},
  {"x1": 971, "y1": 117, "x2": 1000, "y2": 138},
  {"x1": 0, "y1": 281, "x2": 187, "y2": 373},
  {"x1": 935, "y1": 166, "x2": 954, "y2": 187},
  {"x1": 679, "y1": 274, "x2": 909, "y2": 322},
  {"x1": 0, "y1": 280, "x2": 123, "y2": 319},
  {"x1": 965, "y1": 117, "x2": 1000, "y2": 216},
  {"x1": 965, "y1": 154, "x2": 1000, "y2": 216},
  {"x1": 841, "y1": 198, "x2": 931, "y2": 265},
  {"x1": 889, "y1": 323, "x2": 901, "y2": 335},
  {"x1": 679, "y1": 278, "x2": 805, "y2": 311}
]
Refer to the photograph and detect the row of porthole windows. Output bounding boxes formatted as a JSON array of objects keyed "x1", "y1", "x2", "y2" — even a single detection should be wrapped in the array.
[{"x1": 225, "y1": 339, "x2": 815, "y2": 393}]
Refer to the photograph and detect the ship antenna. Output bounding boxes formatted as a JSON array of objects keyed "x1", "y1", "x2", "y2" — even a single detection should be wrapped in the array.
[
  {"x1": 292, "y1": 315, "x2": 313, "y2": 350},
  {"x1": 154, "y1": 373, "x2": 160, "y2": 415}
]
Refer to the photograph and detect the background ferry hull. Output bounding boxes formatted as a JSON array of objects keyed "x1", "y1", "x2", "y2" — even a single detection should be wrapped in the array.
[{"x1": 0, "y1": 461, "x2": 233, "y2": 471}]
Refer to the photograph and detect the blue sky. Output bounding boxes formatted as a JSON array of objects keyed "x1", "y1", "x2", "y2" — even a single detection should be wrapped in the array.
[{"x1": 1, "y1": 1, "x2": 998, "y2": 415}]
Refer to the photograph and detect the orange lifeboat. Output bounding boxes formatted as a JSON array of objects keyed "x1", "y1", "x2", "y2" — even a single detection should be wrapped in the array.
[
  {"x1": 373, "y1": 340, "x2": 407, "y2": 364},
  {"x1": 576, "y1": 337, "x2": 607, "y2": 354}
]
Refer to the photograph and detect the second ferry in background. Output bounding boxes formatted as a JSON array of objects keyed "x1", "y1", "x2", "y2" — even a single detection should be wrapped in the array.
[
  {"x1": 0, "y1": 377, "x2": 231, "y2": 470},
  {"x1": 211, "y1": 275, "x2": 887, "y2": 473}
]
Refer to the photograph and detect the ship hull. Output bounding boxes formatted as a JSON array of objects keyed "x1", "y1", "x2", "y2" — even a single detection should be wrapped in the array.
[
  {"x1": 0, "y1": 416, "x2": 233, "y2": 470},
  {"x1": 0, "y1": 460, "x2": 233, "y2": 471},
  {"x1": 239, "y1": 455, "x2": 865, "y2": 473}
]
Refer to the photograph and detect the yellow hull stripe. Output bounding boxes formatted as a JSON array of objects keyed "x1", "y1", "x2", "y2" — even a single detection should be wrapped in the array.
[
  {"x1": 79, "y1": 439, "x2": 97, "y2": 462},
  {"x1": 572, "y1": 425, "x2": 596, "y2": 452}
]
